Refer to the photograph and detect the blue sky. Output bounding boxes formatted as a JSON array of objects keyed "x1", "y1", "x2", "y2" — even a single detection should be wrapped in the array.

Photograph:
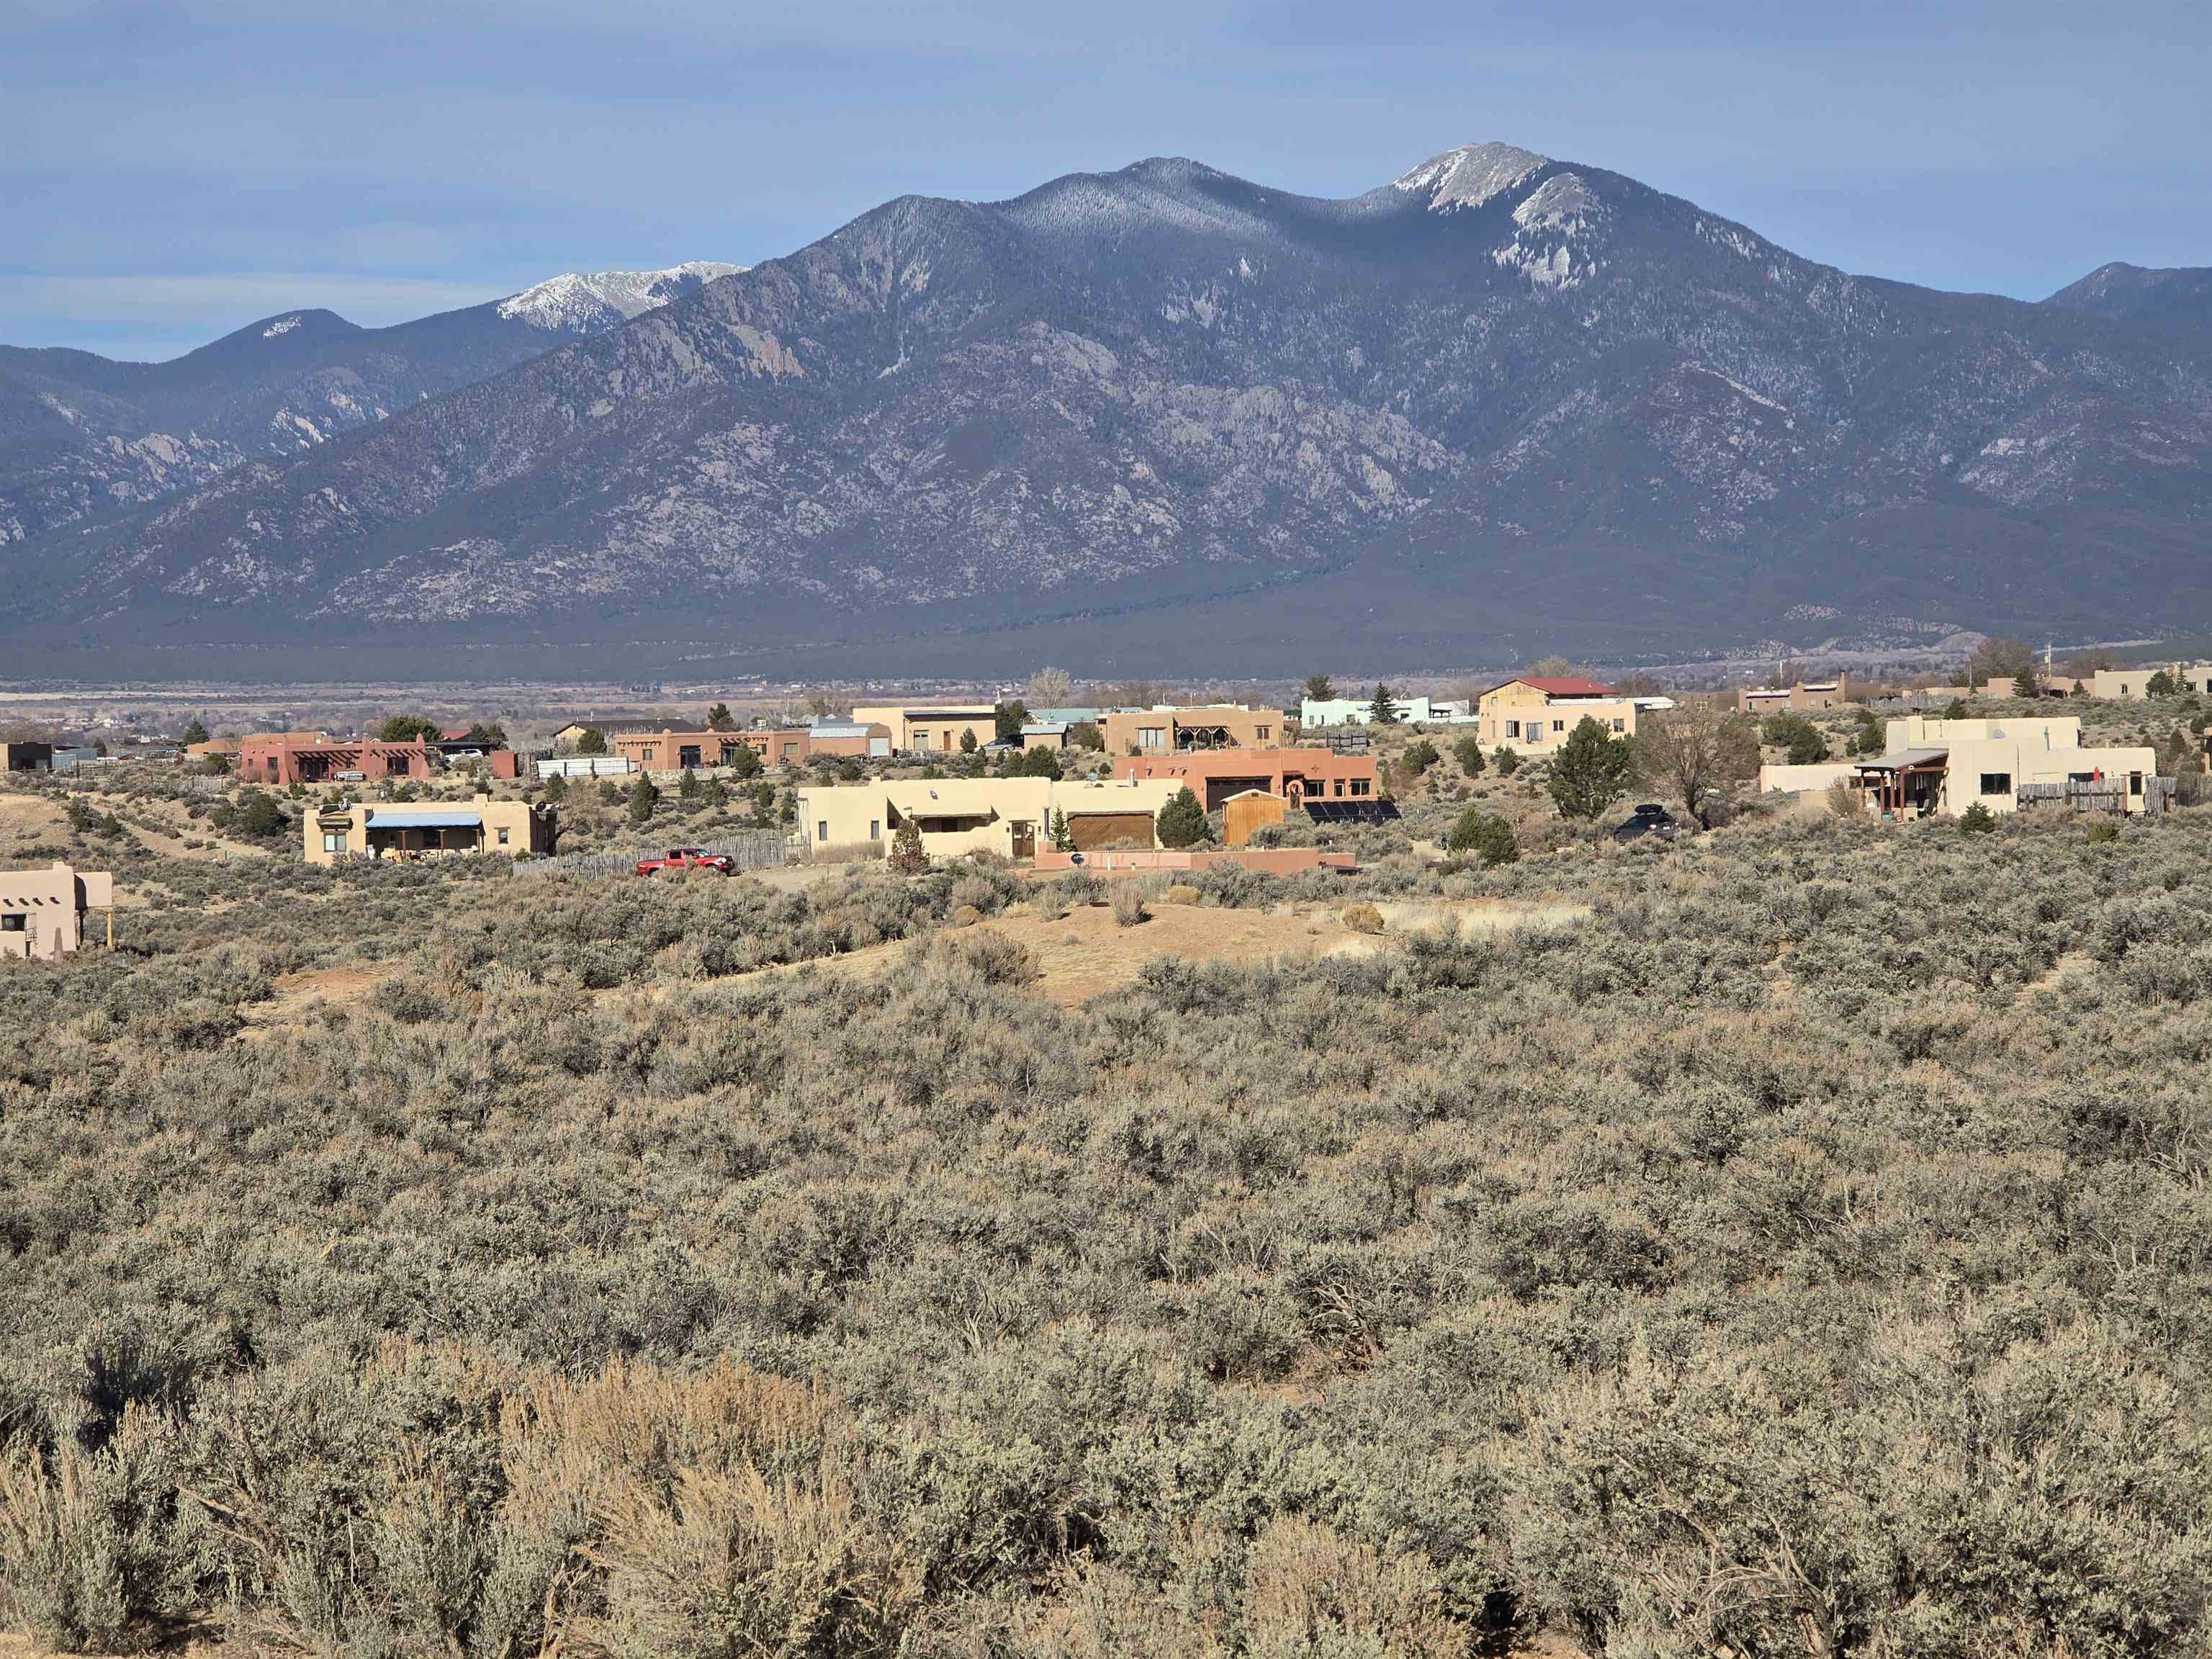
[{"x1": 4, "y1": 0, "x2": 2208, "y2": 360}]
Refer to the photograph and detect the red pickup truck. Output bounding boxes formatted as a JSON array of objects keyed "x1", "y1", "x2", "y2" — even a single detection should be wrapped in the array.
[{"x1": 634, "y1": 847, "x2": 734, "y2": 876}]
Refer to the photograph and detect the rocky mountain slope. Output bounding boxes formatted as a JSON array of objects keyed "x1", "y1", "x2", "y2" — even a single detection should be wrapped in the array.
[
  {"x1": 0, "y1": 263, "x2": 736, "y2": 547},
  {"x1": 9, "y1": 148, "x2": 2210, "y2": 672}
]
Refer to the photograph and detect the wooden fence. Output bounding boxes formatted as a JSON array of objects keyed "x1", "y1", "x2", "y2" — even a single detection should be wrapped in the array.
[
  {"x1": 512, "y1": 828, "x2": 791, "y2": 881},
  {"x1": 2016, "y1": 778, "x2": 2174, "y2": 816}
]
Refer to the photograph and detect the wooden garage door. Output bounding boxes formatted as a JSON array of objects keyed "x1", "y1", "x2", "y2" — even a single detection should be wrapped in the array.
[
  {"x1": 1068, "y1": 811, "x2": 1154, "y2": 851},
  {"x1": 1203, "y1": 776, "x2": 1269, "y2": 811}
]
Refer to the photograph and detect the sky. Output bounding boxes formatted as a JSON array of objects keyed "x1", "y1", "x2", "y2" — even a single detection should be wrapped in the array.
[{"x1": 4, "y1": 0, "x2": 2208, "y2": 361}]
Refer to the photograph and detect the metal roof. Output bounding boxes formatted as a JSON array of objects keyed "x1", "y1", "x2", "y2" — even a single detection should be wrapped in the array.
[
  {"x1": 365, "y1": 809, "x2": 483, "y2": 828},
  {"x1": 1855, "y1": 748, "x2": 1948, "y2": 771}
]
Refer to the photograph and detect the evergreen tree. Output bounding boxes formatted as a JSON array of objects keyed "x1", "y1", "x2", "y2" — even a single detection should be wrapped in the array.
[
  {"x1": 888, "y1": 817, "x2": 928, "y2": 873},
  {"x1": 994, "y1": 700, "x2": 1031, "y2": 742},
  {"x1": 575, "y1": 727, "x2": 608, "y2": 756},
  {"x1": 1367, "y1": 683, "x2": 1403, "y2": 725},
  {"x1": 1445, "y1": 808, "x2": 1519, "y2": 866},
  {"x1": 627, "y1": 775, "x2": 660, "y2": 824},
  {"x1": 1546, "y1": 716, "x2": 1635, "y2": 820},
  {"x1": 2013, "y1": 667, "x2": 2041, "y2": 701},
  {"x1": 1495, "y1": 747, "x2": 1520, "y2": 776},
  {"x1": 1303, "y1": 673, "x2": 1335, "y2": 703},
  {"x1": 727, "y1": 743, "x2": 763, "y2": 779},
  {"x1": 959, "y1": 729, "x2": 979, "y2": 755},
  {"x1": 707, "y1": 702, "x2": 736, "y2": 730},
  {"x1": 181, "y1": 716, "x2": 209, "y2": 746},
  {"x1": 1049, "y1": 808, "x2": 1072, "y2": 851},
  {"x1": 1454, "y1": 734, "x2": 1485, "y2": 775},
  {"x1": 678, "y1": 767, "x2": 699, "y2": 800},
  {"x1": 1155, "y1": 786, "x2": 1211, "y2": 848}
]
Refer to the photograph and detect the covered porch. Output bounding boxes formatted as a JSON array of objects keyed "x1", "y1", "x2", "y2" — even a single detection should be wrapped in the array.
[{"x1": 1851, "y1": 748, "x2": 1948, "y2": 819}]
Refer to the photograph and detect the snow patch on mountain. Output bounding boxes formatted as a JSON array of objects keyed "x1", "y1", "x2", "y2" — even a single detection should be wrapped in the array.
[
  {"x1": 1394, "y1": 143, "x2": 1547, "y2": 212},
  {"x1": 264, "y1": 315, "x2": 302, "y2": 337},
  {"x1": 496, "y1": 262, "x2": 745, "y2": 333},
  {"x1": 1513, "y1": 173, "x2": 1602, "y2": 235}
]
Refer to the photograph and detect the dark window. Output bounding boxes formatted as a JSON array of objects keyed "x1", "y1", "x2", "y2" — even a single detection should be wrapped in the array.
[
  {"x1": 2130, "y1": 773, "x2": 2143, "y2": 796},
  {"x1": 869, "y1": 819, "x2": 881, "y2": 840},
  {"x1": 1, "y1": 914, "x2": 23, "y2": 932},
  {"x1": 1979, "y1": 773, "x2": 2011, "y2": 796},
  {"x1": 1350, "y1": 778, "x2": 1370, "y2": 797}
]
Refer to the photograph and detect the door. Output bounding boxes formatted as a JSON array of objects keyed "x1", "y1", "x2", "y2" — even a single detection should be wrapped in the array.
[{"x1": 1011, "y1": 819, "x2": 1037, "y2": 858}]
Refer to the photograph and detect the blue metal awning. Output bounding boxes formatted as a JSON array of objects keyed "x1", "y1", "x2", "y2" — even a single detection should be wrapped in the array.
[{"x1": 366, "y1": 809, "x2": 483, "y2": 828}]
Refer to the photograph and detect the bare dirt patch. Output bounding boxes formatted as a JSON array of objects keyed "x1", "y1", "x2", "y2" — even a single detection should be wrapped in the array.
[
  {"x1": 240, "y1": 962, "x2": 401, "y2": 1040},
  {"x1": 735, "y1": 893, "x2": 1589, "y2": 1007}
]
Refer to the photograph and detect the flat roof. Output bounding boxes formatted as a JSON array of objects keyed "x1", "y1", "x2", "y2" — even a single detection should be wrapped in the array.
[{"x1": 365, "y1": 809, "x2": 484, "y2": 828}]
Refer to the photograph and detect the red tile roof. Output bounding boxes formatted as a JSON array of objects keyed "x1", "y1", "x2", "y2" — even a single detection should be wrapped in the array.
[{"x1": 1493, "y1": 676, "x2": 1618, "y2": 698}]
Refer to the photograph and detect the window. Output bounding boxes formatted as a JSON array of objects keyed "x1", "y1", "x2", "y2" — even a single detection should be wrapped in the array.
[
  {"x1": 2069, "y1": 773, "x2": 2095, "y2": 785},
  {"x1": 913, "y1": 732, "x2": 930, "y2": 750},
  {"x1": 1552, "y1": 719, "x2": 1565, "y2": 733},
  {"x1": 1255, "y1": 725, "x2": 1271, "y2": 743},
  {"x1": 1349, "y1": 778, "x2": 1370, "y2": 797},
  {"x1": 1, "y1": 914, "x2": 22, "y2": 933},
  {"x1": 869, "y1": 819, "x2": 881, "y2": 840},
  {"x1": 322, "y1": 832, "x2": 346, "y2": 853},
  {"x1": 817, "y1": 821, "x2": 828, "y2": 842},
  {"x1": 1333, "y1": 778, "x2": 1344, "y2": 796},
  {"x1": 497, "y1": 827, "x2": 511, "y2": 845},
  {"x1": 1505, "y1": 719, "x2": 1520, "y2": 739},
  {"x1": 1138, "y1": 727, "x2": 1165, "y2": 750},
  {"x1": 678, "y1": 745, "x2": 701, "y2": 767},
  {"x1": 1611, "y1": 719, "x2": 1624, "y2": 732},
  {"x1": 782, "y1": 744, "x2": 798, "y2": 760},
  {"x1": 2130, "y1": 773, "x2": 2143, "y2": 797},
  {"x1": 1979, "y1": 773, "x2": 2011, "y2": 796}
]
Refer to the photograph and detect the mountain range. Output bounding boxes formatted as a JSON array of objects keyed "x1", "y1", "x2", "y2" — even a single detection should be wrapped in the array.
[
  {"x1": 0, "y1": 263, "x2": 739, "y2": 549},
  {"x1": 3, "y1": 147, "x2": 2207, "y2": 678}
]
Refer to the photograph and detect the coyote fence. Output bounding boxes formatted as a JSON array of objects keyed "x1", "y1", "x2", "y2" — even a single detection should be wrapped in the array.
[
  {"x1": 2015, "y1": 778, "x2": 2173, "y2": 817},
  {"x1": 513, "y1": 828, "x2": 791, "y2": 881}
]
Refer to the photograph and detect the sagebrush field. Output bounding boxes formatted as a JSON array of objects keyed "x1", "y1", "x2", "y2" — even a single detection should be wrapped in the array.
[{"x1": 4, "y1": 763, "x2": 2211, "y2": 1657}]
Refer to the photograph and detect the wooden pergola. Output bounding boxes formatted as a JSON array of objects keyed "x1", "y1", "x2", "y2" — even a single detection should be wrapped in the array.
[{"x1": 1852, "y1": 747, "x2": 1948, "y2": 818}]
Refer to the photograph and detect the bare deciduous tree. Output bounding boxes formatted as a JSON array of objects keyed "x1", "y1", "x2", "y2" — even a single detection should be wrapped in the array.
[{"x1": 1634, "y1": 705, "x2": 1761, "y2": 827}]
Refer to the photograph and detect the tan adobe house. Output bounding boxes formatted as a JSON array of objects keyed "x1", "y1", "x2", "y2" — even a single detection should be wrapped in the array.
[
  {"x1": 1737, "y1": 677, "x2": 1853, "y2": 713},
  {"x1": 799, "y1": 776, "x2": 1184, "y2": 861},
  {"x1": 2090, "y1": 663, "x2": 2212, "y2": 699},
  {"x1": 848, "y1": 704, "x2": 1000, "y2": 754},
  {"x1": 614, "y1": 728, "x2": 813, "y2": 770},
  {"x1": 1851, "y1": 717, "x2": 2158, "y2": 818},
  {"x1": 306, "y1": 794, "x2": 557, "y2": 864},
  {"x1": 1100, "y1": 704, "x2": 1283, "y2": 755},
  {"x1": 1475, "y1": 676, "x2": 1640, "y2": 752},
  {"x1": 0, "y1": 862, "x2": 114, "y2": 960},
  {"x1": 1112, "y1": 747, "x2": 1380, "y2": 811}
]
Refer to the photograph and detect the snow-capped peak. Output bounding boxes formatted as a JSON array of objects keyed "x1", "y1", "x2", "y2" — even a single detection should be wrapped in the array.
[
  {"x1": 495, "y1": 261, "x2": 745, "y2": 333},
  {"x1": 1393, "y1": 143, "x2": 1548, "y2": 212}
]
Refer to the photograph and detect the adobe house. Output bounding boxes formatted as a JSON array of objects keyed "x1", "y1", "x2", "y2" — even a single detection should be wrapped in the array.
[
  {"x1": 1851, "y1": 716, "x2": 2159, "y2": 819},
  {"x1": 613, "y1": 728, "x2": 812, "y2": 770},
  {"x1": 848, "y1": 704, "x2": 999, "y2": 754},
  {"x1": 1736, "y1": 676, "x2": 1854, "y2": 714},
  {"x1": 1113, "y1": 747, "x2": 1381, "y2": 811},
  {"x1": 1101, "y1": 704, "x2": 1285, "y2": 755},
  {"x1": 241, "y1": 736, "x2": 443, "y2": 786},
  {"x1": 799, "y1": 777, "x2": 1182, "y2": 861},
  {"x1": 305, "y1": 794, "x2": 557, "y2": 864},
  {"x1": 807, "y1": 719, "x2": 893, "y2": 758},
  {"x1": 1475, "y1": 677, "x2": 1640, "y2": 752},
  {"x1": 0, "y1": 862, "x2": 115, "y2": 960}
]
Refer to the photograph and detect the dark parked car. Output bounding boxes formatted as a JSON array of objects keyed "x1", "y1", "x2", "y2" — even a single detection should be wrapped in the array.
[{"x1": 1611, "y1": 803, "x2": 1678, "y2": 842}]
